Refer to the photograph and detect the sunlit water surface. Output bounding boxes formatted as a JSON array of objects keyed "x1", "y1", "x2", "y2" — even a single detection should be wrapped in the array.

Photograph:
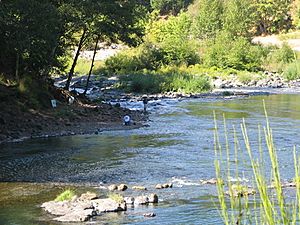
[{"x1": 1, "y1": 94, "x2": 300, "y2": 225}]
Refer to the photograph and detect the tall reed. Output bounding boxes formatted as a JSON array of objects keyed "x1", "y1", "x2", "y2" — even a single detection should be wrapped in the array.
[{"x1": 214, "y1": 101, "x2": 300, "y2": 224}]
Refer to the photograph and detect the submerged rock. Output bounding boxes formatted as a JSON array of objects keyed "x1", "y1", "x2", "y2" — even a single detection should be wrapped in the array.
[
  {"x1": 226, "y1": 184, "x2": 256, "y2": 197},
  {"x1": 143, "y1": 213, "x2": 156, "y2": 217},
  {"x1": 148, "y1": 193, "x2": 158, "y2": 203},
  {"x1": 200, "y1": 178, "x2": 218, "y2": 185},
  {"x1": 117, "y1": 184, "x2": 128, "y2": 191},
  {"x1": 92, "y1": 198, "x2": 126, "y2": 213},
  {"x1": 78, "y1": 192, "x2": 98, "y2": 201},
  {"x1": 53, "y1": 209, "x2": 94, "y2": 222},
  {"x1": 155, "y1": 183, "x2": 173, "y2": 189},
  {"x1": 155, "y1": 184, "x2": 163, "y2": 189},
  {"x1": 134, "y1": 196, "x2": 149, "y2": 205},
  {"x1": 132, "y1": 186, "x2": 147, "y2": 191},
  {"x1": 108, "y1": 184, "x2": 118, "y2": 191},
  {"x1": 124, "y1": 196, "x2": 135, "y2": 205}
]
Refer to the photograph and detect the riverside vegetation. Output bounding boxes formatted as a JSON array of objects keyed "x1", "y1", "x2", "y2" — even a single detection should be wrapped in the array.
[
  {"x1": 2, "y1": 0, "x2": 300, "y2": 101},
  {"x1": 214, "y1": 102, "x2": 300, "y2": 224}
]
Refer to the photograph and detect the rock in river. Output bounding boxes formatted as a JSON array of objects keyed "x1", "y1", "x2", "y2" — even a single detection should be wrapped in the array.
[
  {"x1": 117, "y1": 184, "x2": 128, "y2": 191},
  {"x1": 132, "y1": 186, "x2": 147, "y2": 191},
  {"x1": 41, "y1": 192, "x2": 126, "y2": 222},
  {"x1": 92, "y1": 198, "x2": 126, "y2": 213}
]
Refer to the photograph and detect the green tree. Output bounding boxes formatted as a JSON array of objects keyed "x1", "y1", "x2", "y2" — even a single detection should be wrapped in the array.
[
  {"x1": 146, "y1": 12, "x2": 199, "y2": 65},
  {"x1": 191, "y1": 0, "x2": 223, "y2": 39},
  {"x1": 253, "y1": 0, "x2": 293, "y2": 34},
  {"x1": 150, "y1": 0, "x2": 193, "y2": 15},
  {"x1": 223, "y1": 0, "x2": 255, "y2": 37},
  {"x1": 203, "y1": 31, "x2": 264, "y2": 71},
  {"x1": 64, "y1": 0, "x2": 148, "y2": 90},
  {"x1": 291, "y1": 0, "x2": 300, "y2": 28},
  {"x1": 0, "y1": 0, "x2": 63, "y2": 81}
]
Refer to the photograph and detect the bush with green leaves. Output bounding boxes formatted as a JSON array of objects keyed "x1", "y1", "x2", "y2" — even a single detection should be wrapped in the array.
[
  {"x1": 263, "y1": 43, "x2": 296, "y2": 72},
  {"x1": 191, "y1": 0, "x2": 223, "y2": 39},
  {"x1": 55, "y1": 189, "x2": 75, "y2": 202},
  {"x1": 150, "y1": 0, "x2": 193, "y2": 15},
  {"x1": 104, "y1": 43, "x2": 165, "y2": 74},
  {"x1": 118, "y1": 68, "x2": 211, "y2": 94},
  {"x1": 283, "y1": 60, "x2": 300, "y2": 80},
  {"x1": 146, "y1": 12, "x2": 200, "y2": 66},
  {"x1": 203, "y1": 31, "x2": 265, "y2": 71}
]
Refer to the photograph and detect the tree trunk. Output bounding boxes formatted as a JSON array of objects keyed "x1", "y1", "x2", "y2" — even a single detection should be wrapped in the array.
[
  {"x1": 65, "y1": 29, "x2": 87, "y2": 90},
  {"x1": 15, "y1": 53, "x2": 19, "y2": 83},
  {"x1": 84, "y1": 35, "x2": 100, "y2": 95}
]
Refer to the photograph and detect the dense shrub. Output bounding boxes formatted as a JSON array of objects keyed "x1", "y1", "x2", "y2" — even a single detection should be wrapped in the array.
[
  {"x1": 118, "y1": 69, "x2": 211, "y2": 94},
  {"x1": 263, "y1": 43, "x2": 295, "y2": 72},
  {"x1": 202, "y1": 31, "x2": 265, "y2": 71},
  {"x1": 283, "y1": 60, "x2": 300, "y2": 80},
  {"x1": 120, "y1": 73, "x2": 163, "y2": 93},
  {"x1": 150, "y1": 0, "x2": 193, "y2": 15},
  {"x1": 191, "y1": 0, "x2": 223, "y2": 39},
  {"x1": 146, "y1": 12, "x2": 200, "y2": 66},
  {"x1": 104, "y1": 43, "x2": 165, "y2": 74}
]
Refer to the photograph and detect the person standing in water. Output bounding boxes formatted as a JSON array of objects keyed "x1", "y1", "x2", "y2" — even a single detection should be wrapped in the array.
[{"x1": 142, "y1": 95, "x2": 148, "y2": 113}]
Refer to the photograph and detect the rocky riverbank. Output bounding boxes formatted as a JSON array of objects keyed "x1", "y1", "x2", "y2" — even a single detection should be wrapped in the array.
[
  {"x1": 0, "y1": 85, "x2": 146, "y2": 144},
  {"x1": 2, "y1": 71, "x2": 300, "y2": 144}
]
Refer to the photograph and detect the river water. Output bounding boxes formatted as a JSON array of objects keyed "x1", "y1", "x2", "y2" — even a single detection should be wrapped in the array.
[{"x1": 1, "y1": 93, "x2": 300, "y2": 224}]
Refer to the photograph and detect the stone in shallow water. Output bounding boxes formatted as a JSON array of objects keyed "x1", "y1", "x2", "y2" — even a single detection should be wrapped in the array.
[
  {"x1": 117, "y1": 184, "x2": 128, "y2": 191},
  {"x1": 132, "y1": 186, "x2": 147, "y2": 191},
  {"x1": 108, "y1": 184, "x2": 118, "y2": 191},
  {"x1": 148, "y1": 193, "x2": 158, "y2": 203},
  {"x1": 41, "y1": 199, "x2": 94, "y2": 217},
  {"x1": 143, "y1": 213, "x2": 156, "y2": 217},
  {"x1": 124, "y1": 196, "x2": 135, "y2": 204},
  {"x1": 92, "y1": 198, "x2": 126, "y2": 213},
  {"x1": 200, "y1": 178, "x2": 218, "y2": 185},
  {"x1": 134, "y1": 196, "x2": 149, "y2": 205},
  {"x1": 53, "y1": 209, "x2": 94, "y2": 222},
  {"x1": 155, "y1": 184, "x2": 163, "y2": 189},
  {"x1": 226, "y1": 184, "x2": 256, "y2": 197},
  {"x1": 78, "y1": 192, "x2": 98, "y2": 201},
  {"x1": 42, "y1": 192, "x2": 127, "y2": 222},
  {"x1": 155, "y1": 183, "x2": 173, "y2": 189}
]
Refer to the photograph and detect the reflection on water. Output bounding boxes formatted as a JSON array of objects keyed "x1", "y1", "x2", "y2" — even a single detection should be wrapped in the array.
[{"x1": 1, "y1": 94, "x2": 300, "y2": 224}]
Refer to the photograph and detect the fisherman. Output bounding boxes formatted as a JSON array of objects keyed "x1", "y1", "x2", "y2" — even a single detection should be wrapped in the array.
[
  {"x1": 123, "y1": 115, "x2": 131, "y2": 126},
  {"x1": 142, "y1": 95, "x2": 148, "y2": 113}
]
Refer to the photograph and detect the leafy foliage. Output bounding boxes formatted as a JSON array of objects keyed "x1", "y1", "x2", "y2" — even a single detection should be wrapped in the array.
[
  {"x1": 263, "y1": 43, "x2": 295, "y2": 72},
  {"x1": 283, "y1": 60, "x2": 300, "y2": 80},
  {"x1": 0, "y1": 0, "x2": 63, "y2": 79},
  {"x1": 150, "y1": 0, "x2": 193, "y2": 15},
  {"x1": 203, "y1": 32, "x2": 265, "y2": 71},
  {"x1": 253, "y1": 0, "x2": 293, "y2": 35},
  {"x1": 222, "y1": 0, "x2": 255, "y2": 37},
  {"x1": 118, "y1": 66, "x2": 211, "y2": 94},
  {"x1": 55, "y1": 189, "x2": 75, "y2": 202},
  {"x1": 145, "y1": 12, "x2": 199, "y2": 65},
  {"x1": 191, "y1": 0, "x2": 223, "y2": 39}
]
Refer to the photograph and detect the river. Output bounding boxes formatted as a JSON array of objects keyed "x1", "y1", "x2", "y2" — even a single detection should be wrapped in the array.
[{"x1": 1, "y1": 93, "x2": 300, "y2": 224}]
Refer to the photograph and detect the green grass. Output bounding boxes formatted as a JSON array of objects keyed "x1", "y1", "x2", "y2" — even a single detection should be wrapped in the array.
[
  {"x1": 55, "y1": 189, "x2": 75, "y2": 202},
  {"x1": 65, "y1": 58, "x2": 105, "y2": 76},
  {"x1": 108, "y1": 193, "x2": 124, "y2": 203},
  {"x1": 214, "y1": 102, "x2": 300, "y2": 224},
  {"x1": 118, "y1": 68, "x2": 212, "y2": 94},
  {"x1": 283, "y1": 60, "x2": 300, "y2": 81}
]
